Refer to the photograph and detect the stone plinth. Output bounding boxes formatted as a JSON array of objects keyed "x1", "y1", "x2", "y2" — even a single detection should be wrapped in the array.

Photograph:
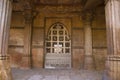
[
  {"x1": 0, "y1": 55, "x2": 12, "y2": 80},
  {"x1": 106, "y1": 55, "x2": 120, "y2": 80}
]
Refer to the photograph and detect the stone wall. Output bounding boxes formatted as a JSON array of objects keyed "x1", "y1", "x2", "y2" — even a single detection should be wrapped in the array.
[
  {"x1": 8, "y1": 6, "x2": 107, "y2": 71},
  {"x1": 9, "y1": 12, "x2": 24, "y2": 68}
]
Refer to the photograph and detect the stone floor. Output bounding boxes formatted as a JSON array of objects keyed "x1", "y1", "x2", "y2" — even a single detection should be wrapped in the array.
[{"x1": 11, "y1": 68, "x2": 103, "y2": 80}]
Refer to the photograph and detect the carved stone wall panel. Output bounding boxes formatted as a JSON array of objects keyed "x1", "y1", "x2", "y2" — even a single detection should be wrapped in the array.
[
  {"x1": 92, "y1": 30, "x2": 107, "y2": 48},
  {"x1": 93, "y1": 49, "x2": 107, "y2": 71},
  {"x1": 32, "y1": 28, "x2": 44, "y2": 46},
  {"x1": 9, "y1": 47, "x2": 24, "y2": 68},
  {"x1": 32, "y1": 48, "x2": 43, "y2": 68},
  {"x1": 9, "y1": 29, "x2": 24, "y2": 45},
  {"x1": 72, "y1": 29, "x2": 84, "y2": 47},
  {"x1": 11, "y1": 12, "x2": 25, "y2": 27},
  {"x1": 72, "y1": 49, "x2": 84, "y2": 69}
]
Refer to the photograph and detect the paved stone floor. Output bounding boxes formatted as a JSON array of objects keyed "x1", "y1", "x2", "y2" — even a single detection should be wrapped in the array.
[{"x1": 11, "y1": 68, "x2": 103, "y2": 80}]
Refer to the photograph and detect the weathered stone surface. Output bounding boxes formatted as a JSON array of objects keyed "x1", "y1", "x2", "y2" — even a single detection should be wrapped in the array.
[
  {"x1": 32, "y1": 48, "x2": 44, "y2": 68},
  {"x1": 93, "y1": 49, "x2": 107, "y2": 71},
  {"x1": 83, "y1": 11, "x2": 94, "y2": 70},
  {"x1": 11, "y1": 12, "x2": 25, "y2": 27},
  {"x1": 72, "y1": 29, "x2": 84, "y2": 47},
  {"x1": 92, "y1": 30, "x2": 107, "y2": 47},
  {"x1": 32, "y1": 28, "x2": 44, "y2": 46},
  {"x1": 9, "y1": 29, "x2": 24, "y2": 45},
  {"x1": 72, "y1": 49, "x2": 84, "y2": 69}
]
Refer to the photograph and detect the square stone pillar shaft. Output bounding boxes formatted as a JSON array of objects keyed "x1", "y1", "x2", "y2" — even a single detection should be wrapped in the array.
[
  {"x1": 105, "y1": 0, "x2": 120, "y2": 55},
  {"x1": 21, "y1": 9, "x2": 33, "y2": 69},
  {"x1": 0, "y1": 0, "x2": 12, "y2": 80},
  {"x1": 83, "y1": 11, "x2": 95, "y2": 70}
]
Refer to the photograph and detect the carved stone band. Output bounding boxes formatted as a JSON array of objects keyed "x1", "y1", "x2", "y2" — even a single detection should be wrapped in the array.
[
  {"x1": 0, "y1": 55, "x2": 9, "y2": 60},
  {"x1": 107, "y1": 55, "x2": 120, "y2": 61}
]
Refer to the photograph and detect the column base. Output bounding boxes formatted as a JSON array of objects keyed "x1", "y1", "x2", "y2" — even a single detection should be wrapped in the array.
[
  {"x1": 84, "y1": 55, "x2": 95, "y2": 70},
  {"x1": 20, "y1": 56, "x2": 31, "y2": 69},
  {"x1": 0, "y1": 55, "x2": 13, "y2": 80},
  {"x1": 105, "y1": 55, "x2": 120, "y2": 80}
]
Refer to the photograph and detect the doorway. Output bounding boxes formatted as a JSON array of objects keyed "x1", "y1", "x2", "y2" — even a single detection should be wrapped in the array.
[{"x1": 45, "y1": 22, "x2": 71, "y2": 69}]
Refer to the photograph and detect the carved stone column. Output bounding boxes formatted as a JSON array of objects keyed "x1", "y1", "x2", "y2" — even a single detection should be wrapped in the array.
[
  {"x1": 0, "y1": 0, "x2": 12, "y2": 80},
  {"x1": 105, "y1": 0, "x2": 120, "y2": 55},
  {"x1": 105, "y1": 0, "x2": 120, "y2": 79},
  {"x1": 83, "y1": 11, "x2": 95, "y2": 70},
  {"x1": 21, "y1": 9, "x2": 33, "y2": 69}
]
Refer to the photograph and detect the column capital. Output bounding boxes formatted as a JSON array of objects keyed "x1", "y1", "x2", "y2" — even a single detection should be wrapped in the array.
[
  {"x1": 82, "y1": 10, "x2": 94, "y2": 25},
  {"x1": 23, "y1": 9, "x2": 33, "y2": 24},
  {"x1": 23, "y1": 9, "x2": 38, "y2": 24},
  {"x1": 21, "y1": 0, "x2": 33, "y2": 10},
  {"x1": 23, "y1": 10, "x2": 33, "y2": 22}
]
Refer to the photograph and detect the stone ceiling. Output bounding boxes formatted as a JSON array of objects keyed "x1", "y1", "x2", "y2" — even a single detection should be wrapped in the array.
[
  {"x1": 12, "y1": 0, "x2": 104, "y2": 12},
  {"x1": 84, "y1": 0, "x2": 104, "y2": 9},
  {"x1": 34, "y1": 0, "x2": 83, "y2": 5},
  {"x1": 33, "y1": 0, "x2": 104, "y2": 8}
]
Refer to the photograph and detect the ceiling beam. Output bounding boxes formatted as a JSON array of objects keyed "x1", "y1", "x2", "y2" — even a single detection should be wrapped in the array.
[{"x1": 84, "y1": 0, "x2": 104, "y2": 9}]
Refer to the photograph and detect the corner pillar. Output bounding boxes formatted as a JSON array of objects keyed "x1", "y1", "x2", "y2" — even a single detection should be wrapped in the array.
[
  {"x1": 105, "y1": 0, "x2": 120, "y2": 55},
  {"x1": 0, "y1": 0, "x2": 13, "y2": 80},
  {"x1": 105, "y1": 0, "x2": 120, "y2": 79}
]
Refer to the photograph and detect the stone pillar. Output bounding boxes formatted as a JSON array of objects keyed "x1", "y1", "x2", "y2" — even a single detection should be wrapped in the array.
[
  {"x1": 21, "y1": 9, "x2": 33, "y2": 69},
  {"x1": 105, "y1": 0, "x2": 120, "y2": 55},
  {"x1": 0, "y1": 0, "x2": 12, "y2": 80},
  {"x1": 105, "y1": 0, "x2": 120, "y2": 79},
  {"x1": 83, "y1": 11, "x2": 95, "y2": 70}
]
